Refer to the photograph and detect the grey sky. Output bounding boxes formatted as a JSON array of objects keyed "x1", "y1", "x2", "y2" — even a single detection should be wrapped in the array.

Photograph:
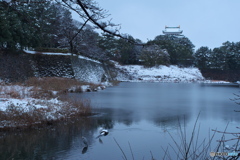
[{"x1": 94, "y1": 0, "x2": 240, "y2": 49}]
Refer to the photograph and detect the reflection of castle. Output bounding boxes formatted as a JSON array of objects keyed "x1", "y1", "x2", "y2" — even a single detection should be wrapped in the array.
[{"x1": 162, "y1": 25, "x2": 183, "y2": 36}]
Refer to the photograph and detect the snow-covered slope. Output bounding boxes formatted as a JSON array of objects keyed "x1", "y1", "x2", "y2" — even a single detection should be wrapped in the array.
[{"x1": 113, "y1": 62, "x2": 205, "y2": 82}]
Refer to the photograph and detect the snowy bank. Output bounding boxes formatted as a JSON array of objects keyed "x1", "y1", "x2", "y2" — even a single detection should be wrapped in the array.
[
  {"x1": 113, "y1": 61, "x2": 205, "y2": 83},
  {"x1": 0, "y1": 78, "x2": 109, "y2": 130},
  {"x1": 0, "y1": 96, "x2": 70, "y2": 129}
]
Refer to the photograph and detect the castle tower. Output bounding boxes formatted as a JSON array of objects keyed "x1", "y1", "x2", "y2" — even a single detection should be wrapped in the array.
[{"x1": 162, "y1": 25, "x2": 183, "y2": 36}]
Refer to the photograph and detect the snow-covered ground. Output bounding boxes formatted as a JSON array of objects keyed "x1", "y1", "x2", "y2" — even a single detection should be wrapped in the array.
[
  {"x1": 0, "y1": 97, "x2": 63, "y2": 118},
  {"x1": 0, "y1": 83, "x2": 108, "y2": 129},
  {"x1": 113, "y1": 61, "x2": 205, "y2": 82},
  {"x1": 0, "y1": 94, "x2": 66, "y2": 128}
]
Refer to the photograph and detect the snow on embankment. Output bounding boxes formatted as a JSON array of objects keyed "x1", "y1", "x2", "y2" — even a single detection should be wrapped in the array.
[
  {"x1": 72, "y1": 56, "x2": 107, "y2": 83},
  {"x1": 0, "y1": 83, "x2": 99, "y2": 129},
  {"x1": 113, "y1": 62, "x2": 205, "y2": 82},
  {"x1": 23, "y1": 50, "x2": 112, "y2": 83}
]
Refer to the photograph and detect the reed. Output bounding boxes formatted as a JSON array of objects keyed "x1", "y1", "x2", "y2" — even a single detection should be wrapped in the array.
[{"x1": 113, "y1": 113, "x2": 240, "y2": 160}]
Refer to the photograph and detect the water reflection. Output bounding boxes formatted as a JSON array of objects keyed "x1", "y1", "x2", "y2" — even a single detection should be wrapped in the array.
[
  {"x1": 0, "y1": 117, "x2": 114, "y2": 160},
  {"x1": 1, "y1": 82, "x2": 240, "y2": 160}
]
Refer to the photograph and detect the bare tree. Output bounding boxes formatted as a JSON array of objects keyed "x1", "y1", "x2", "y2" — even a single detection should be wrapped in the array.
[{"x1": 57, "y1": 0, "x2": 132, "y2": 41}]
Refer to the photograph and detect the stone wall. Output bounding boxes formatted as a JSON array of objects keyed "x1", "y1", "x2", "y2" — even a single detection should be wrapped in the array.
[
  {"x1": 0, "y1": 52, "x2": 124, "y2": 83},
  {"x1": 0, "y1": 53, "x2": 34, "y2": 82}
]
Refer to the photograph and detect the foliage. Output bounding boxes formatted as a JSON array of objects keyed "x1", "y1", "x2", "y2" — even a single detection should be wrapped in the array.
[
  {"x1": 0, "y1": 1, "x2": 67, "y2": 50},
  {"x1": 59, "y1": 0, "x2": 126, "y2": 40},
  {"x1": 99, "y1": 34, "x2": 142, "y2": 64},
  {"x1": 98, "y1": 34, "x2": 120, "y2": 61},
  {"x1": 194, "y1": 46, "x2": 211, "y2": 69},
  {"x1": 0, "y1": 1, "x2": 111, "y2": 60},
  {"x1": 195, "y1": 41, "x2": 240, "y2": 70},
  {"x1": 140, "y1": 45, "x2": 170, "y2": 67},
  {"x1": 148, "y1": 35, "x2": 195, "y2": 66},
  {"x1": 76, "y1": 27, "x2": 107, "y2": 60},
  {"x1": 0, "y1": 2, "x2": 37, "y2": 50},
  {"x1": 1, "y1": 0, "x2": 199, "y2": 66},
  {"x1": 117, "y1": 35, "x2": 140, "y2": 64}
]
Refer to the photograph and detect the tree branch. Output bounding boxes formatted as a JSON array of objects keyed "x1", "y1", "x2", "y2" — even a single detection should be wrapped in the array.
[
  {"x1": 70, "y1": 18, "x2": 90, "y2": 43},
  {"x1": 74, "y1": 0, "x2": 142, "y2": 45}
]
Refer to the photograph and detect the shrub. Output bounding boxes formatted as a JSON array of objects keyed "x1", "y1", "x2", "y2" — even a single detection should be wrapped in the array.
[
  {"x1": 140, "y1": 45, "x2": 170, "y2": 67},
  {"x1": 25, "y1": 77, "x2": 84, "y2": 93}
]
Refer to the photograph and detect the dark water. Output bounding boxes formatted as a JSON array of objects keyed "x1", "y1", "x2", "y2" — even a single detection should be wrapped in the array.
[{"x1": 1, "y1": 82, "x2": 240, "y2": 160}]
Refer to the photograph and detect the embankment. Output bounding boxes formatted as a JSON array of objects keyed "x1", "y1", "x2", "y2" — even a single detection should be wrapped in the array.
[
  {"x1": 0, "y1": 52, "x2": 127, "y2": 83},
  {"x1": 200, "y1": 69, "x2": 240, "y2": 82}
]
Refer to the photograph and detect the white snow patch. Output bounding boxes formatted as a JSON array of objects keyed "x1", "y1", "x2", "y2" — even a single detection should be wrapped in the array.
[
  {"x1": 112, "y1": 61, "x2": 205, "y2": 82},
  {"x1": 203, "y1": 80, "x2": 231, "y2": 84},
  {"x1": 24, "y1": 50, "x2": 101, "y2": 64},
  {"x1": 0, "y1": 85, "x2": 33, "y2": 98},
  {"x1": 24, "y1": 50, "x2": 72, "y2": 56},
  {"x1": 0, "y1": 98, "x2": 62, "y2": 113},
  {"x1": 81, "y1": 85, "x2": 90, "y2": 92},
  {"x1": 78, "y1": 55, "x2": 101, "y2": 64}
]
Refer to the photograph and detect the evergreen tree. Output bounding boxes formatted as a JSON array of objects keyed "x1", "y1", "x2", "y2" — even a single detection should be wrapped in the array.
[
  {"x1": 148, "y1": 35, "x2": 195, "y2": 66},
  {"x1": 194, "y1": 46, "x2": 211, "y2": 69},
  {"x1": 197, "y1": 41, "x2": 240, "y2": 70},
  {"x1": 219, "y1": 41, "x2": 240, "y2": 70},
  {"x1": 140, "y1": 44, "x2": 170, "y2": 67},
  {"x1": 117, "y1": 36, "x2": 136, "y2": 64},
  {"x1": 0, "y1": 2, "x2": 31, "y2": 50},
  {"x1": 99, "y1": 34, "x2": 140, "y2": 64},
  {"x1": 98, "y1": 34, "x2": 121, "y2": 61}
]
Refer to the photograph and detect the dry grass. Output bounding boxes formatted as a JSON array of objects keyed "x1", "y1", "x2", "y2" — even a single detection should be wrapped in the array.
[
  {"x1": 25, "y1": 77, "x2": 83, "y2": 92},
  {"x1": 0, "y1": 77, "x2": 102, "y2": 130},
  {"x1": 1, "y1": 77, "x2": 109, "y2": 97},
  {"x1": 25, "y1": 77, "x2": 104, "y2": 95},
  {"x1": 0, "y1": 77, "x2": 104, "y2": 99},
  {"x1": 0, "y1": 85, "x2": 30, "y2": 99},
  {"x1": 0, "y1": 98, "x2": 94, "y2": 130},
  {"x1": 59, "y1": 99, "x2": 92, "y2": 117},
  {"x1": 110, "y1": 80, "x2": 121, "y2": 86},
  {"x1": 0, "y1": 102, "x2": 46, "y2": 129},
  {"x1": 87, "y1": 82, "x2": 103, "y2": 91},
  {"x1": 29, "y1": 87, "x2": 56, "y2": 99}
]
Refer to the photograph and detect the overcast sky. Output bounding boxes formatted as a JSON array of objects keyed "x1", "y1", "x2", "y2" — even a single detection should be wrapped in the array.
[{"x1": 86, "y1": 0, "x2": 239, "y2": 49}]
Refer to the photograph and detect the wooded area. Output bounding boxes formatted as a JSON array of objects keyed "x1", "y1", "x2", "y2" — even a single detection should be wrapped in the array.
[{"x1": 1, "y1": 0, "x2": 239, "y2": 69}]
